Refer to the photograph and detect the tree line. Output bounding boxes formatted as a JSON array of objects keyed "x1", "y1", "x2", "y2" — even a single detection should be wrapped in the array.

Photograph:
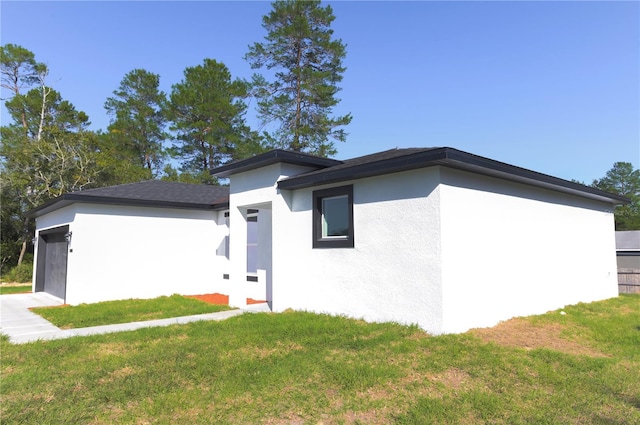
[
  {"x1": 590, "y1": 162, "x2": 640, "y2": 231},
  {"x1": 1, "y1": 0, "x2": 351, "y2": 271}
]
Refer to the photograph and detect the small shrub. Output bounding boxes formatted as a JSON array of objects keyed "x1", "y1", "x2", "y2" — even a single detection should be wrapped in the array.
[{"x1": 2, "y1": 261, "x2": 33, "y2": 283}]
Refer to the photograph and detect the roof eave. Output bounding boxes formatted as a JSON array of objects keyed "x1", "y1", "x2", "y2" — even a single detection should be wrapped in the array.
[
  {"x1": 443, "y1": 149, "x2": 630, "y2": 205},
  {"x1": 277, "y1": 147, "x2": 629, "y2": 205},
  {"x1": 210, "y1": 149, "x2": 343, "y2": 178},
  {"x1": 26, "y1": 194, "x2": 228, "y2": 219},
  {"x1": 277, "y1": 148, "x2": 450, "y2": 190}
]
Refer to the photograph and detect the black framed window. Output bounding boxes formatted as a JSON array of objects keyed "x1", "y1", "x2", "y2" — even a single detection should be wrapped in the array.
[{"x1": 313, "y1": 185, "x2": 354, "y2": 248}]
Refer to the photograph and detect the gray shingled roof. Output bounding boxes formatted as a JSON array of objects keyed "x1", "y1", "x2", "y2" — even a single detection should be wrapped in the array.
[
  {"x1": 26, "y1": 181, "x2": 229, "y2": 218},
  {"x1": 211, "y1": 147, "x2": 629, "y2": 205},
  {"x1": 277, "y1": 148, "x2": 438, "y2": 188}
]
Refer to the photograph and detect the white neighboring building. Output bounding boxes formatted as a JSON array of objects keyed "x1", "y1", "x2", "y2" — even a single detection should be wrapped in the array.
[
  {"x1": 615, "y1": 230, "x2": 640, "y2": 294},
  {"x1": 28, "y1": 147, "x2": 627, "y2": 334},
  {"x1": 27, "y1": 181, "x2": 230, "y2": 305},
  {"x1": 211, "y1": 147, "x2": 626, "y2": 334},
  {"x1": 615, "y1": 231, "x2": 640, "y2": 269}
]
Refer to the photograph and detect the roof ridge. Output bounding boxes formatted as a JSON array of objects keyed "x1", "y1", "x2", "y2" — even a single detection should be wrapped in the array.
[
  {"x1": 76, "y1": 179, "x2": 217, "y2": 193},
  {"x1": 342, "y1": 146, "x2": 440, "y2": 161}
]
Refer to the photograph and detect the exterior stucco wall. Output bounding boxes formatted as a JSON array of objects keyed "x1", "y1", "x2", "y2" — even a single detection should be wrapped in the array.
[
  {"x1": 438, "y1": 168, "x2": 619, "y2": 333},
  {"x1": 34, "y1": 203, "x2": 227, "y2": 305},
  {"x1": 272, "y1": 168, "x2": 445, "y2": 332},
  {"x1": 227, "y1": 163, "x2": 314, "y2": 307}
]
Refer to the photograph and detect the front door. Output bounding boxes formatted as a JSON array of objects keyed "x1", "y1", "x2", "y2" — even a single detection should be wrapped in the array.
[{"x1": 244, "y1": 208, "x2": 272, "y2": 306}]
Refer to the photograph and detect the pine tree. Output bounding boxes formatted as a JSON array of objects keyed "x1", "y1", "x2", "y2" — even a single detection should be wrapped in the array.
[
  {"x1": 167, "y1": 59, "x2": 261, "y2": 183},
  {"x1": 104, "y1": 69, "x2": 168, "y2": 177},
  {"x1": 245, "y1": 0, "x2": 351, "y2": 157},
  {"x1": 593, "y1": 162, "x2": 640, "y2": 230}
]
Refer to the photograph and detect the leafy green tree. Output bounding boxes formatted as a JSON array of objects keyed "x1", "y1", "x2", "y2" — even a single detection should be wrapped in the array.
[
  {"x1": 5, "y1": 85, "x2": 90, "y2": 136},
  {"x1": 104, "y1": 69, "x2": 168, "y2": 176},
  {"x1": 2, "y1": 87, "x2": 99, "y2": 198},
  {"x1": 592, "y1": 162, "x2": 640, "y2": 230},
  {"x1": 1, "y1": 74, "x2": 100, "y2": 267},
  {"x1": 1, "y1": 45, "x2": 48, "y2": 267},
  {"x1": 0, "y1": 182, "x2": 29, "y2": 270},
  {"x1": 0, "y1": 45, "x2": 156, "y2": 271},
  {"x1": 167, "y1": 58, "x2": 262, "y2": 183},
  {"x1": 245, "y1": 0, "x2": 351, "y2": 157}
]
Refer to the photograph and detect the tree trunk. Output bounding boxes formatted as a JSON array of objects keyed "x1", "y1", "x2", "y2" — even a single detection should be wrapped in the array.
[
  {"x1": 17, "y1": 239, "x2": 27, "y2": 266},
  {"x1": 36, "y1": 85, "x2": 49, "y2": 142},
  {"x1": 16, "y1": 217, "x2": 30, "y2": 266},
  {"x1": 294, "y1": 40, "x2": 303, "y2": 150}
]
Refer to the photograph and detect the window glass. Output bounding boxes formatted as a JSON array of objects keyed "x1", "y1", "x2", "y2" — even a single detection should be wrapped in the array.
[
  {"x1": 247, "y1": 214, "x2": 258, "y2": 274},
  {"x1": 322, "y1": 195, "x2": 349, "y2": 237},
  {"x1": 312, "y1": 185, "x2": 354, "y2": 248}
]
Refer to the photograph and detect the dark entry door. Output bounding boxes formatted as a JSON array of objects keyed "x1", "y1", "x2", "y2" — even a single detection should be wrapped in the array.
[{"x1": 35, "y1": 227, "x2": 69, "y2": 300}]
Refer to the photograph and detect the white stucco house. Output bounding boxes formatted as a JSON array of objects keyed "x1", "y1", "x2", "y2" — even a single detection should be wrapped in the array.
[{"x1": 28, "y1": 147, "x2": 627, "y2": 334}]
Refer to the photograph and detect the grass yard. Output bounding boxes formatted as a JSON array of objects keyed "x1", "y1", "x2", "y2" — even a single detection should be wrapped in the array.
[
  {"x1": 1, "y1": 295, "x2": 639, "y2": 424},
  {"x1": 0, "y1": 284, "x2": 32, "y2": 295},
  {"x1": 30, "y1": 294, "x2": 233, "y2": 329}
]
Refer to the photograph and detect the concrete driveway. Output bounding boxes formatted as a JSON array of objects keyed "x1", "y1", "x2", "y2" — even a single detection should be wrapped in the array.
[
  {"x1": 1, "y1": 292, "x2": 269, "y2": 344},
  {"x1": 0, "y1": 292, "x2": 64, "y2": 343}
]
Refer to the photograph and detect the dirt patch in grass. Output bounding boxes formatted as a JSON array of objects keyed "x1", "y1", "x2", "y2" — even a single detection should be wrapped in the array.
[
  {"x1": 98, "y1": 366, "x2": 136, "y2": 384},
  {"x1": 429, "y1": 367, "x2": 473, "y2": 391},
  {"x1": 95, "y1": 342, "x2": 130, "y2": 358},
  {"x1": 225, "y1": 341, "x2": 306, "y2": 361},
  {"x1": 186, "y1": 293, "x2": 229, "y2": 305},
  {"x1": 470, "y1": 317, "x2": 607, "y2": 357}
]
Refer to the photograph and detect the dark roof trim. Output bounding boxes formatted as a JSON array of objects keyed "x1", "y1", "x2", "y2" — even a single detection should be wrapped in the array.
[
  {"x1": 210, "y1": 149, "x2": 343, "y2": 177},
  {"x1": 277, "y1": 147, "x2": 629, "y2": 205},
  {"x1": 26, "y1": 193, "x2": 229, "y2": 219}
]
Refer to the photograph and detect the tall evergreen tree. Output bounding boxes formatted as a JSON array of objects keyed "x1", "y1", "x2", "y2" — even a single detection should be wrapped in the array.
[
  {"x1": 592, "y1": 162, "x2": 640, "y2": 230},
  {"x1": 93, "y1": 131, "x2": 152, "y2": 185},
  {"x1": 1, "y1": 43, "x2": 39, "y2": 94},
  {"x1": 245, "y1": 0, "x2": 351, "y2": 157},
  {"x1": 1, "y1": 44, "x2": 48, "y2": 133},
  {"x1": 167, "y1": 59, "x2": 261, "y2": 183},
  {"x1": 104, "y1": 69, "x2": 168, "y2": 177}
]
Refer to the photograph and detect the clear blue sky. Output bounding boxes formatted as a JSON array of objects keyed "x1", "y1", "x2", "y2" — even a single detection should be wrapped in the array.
[{"x1": 1, "y1": 1, "x2": 638, "y2": 184}]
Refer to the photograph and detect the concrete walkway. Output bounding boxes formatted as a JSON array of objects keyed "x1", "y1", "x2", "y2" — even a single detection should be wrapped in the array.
[{"x1": 0, "y1": 292, "x2": 270, "y2": 344}]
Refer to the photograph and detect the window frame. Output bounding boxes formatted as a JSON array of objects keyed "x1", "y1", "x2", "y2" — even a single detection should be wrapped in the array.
[{"x1": 312, "y1": 185, "x2": 354, "y2": 248}]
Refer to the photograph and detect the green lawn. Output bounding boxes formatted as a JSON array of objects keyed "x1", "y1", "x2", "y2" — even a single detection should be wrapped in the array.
[
  {"x1": 31, "y1": 294, "x2": 233, "y2": 329},
  {"x1": 1, "y1": 295, "x2": 639, "y2": 424},
  {"x1": 0, "y1": 284, "x2": 31, "y2": 295}
]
